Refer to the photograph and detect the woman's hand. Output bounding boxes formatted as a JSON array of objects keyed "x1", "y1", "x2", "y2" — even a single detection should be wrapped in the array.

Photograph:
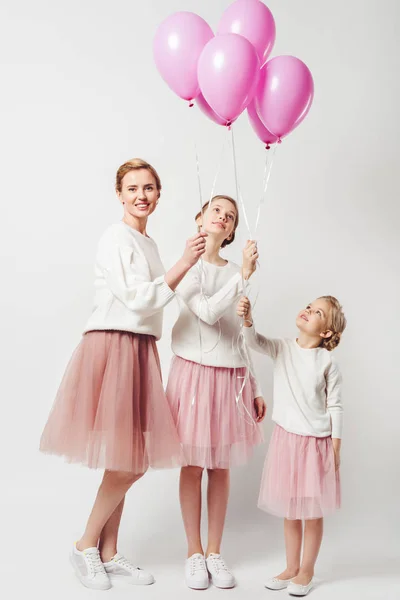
[
  {"x1": 242, "y1": 240, "x2": 258, "y2": 280},
  {"x1": 181, "y1": 232, "x2": 207, "y2": 267},
  {"x1": 332, "y1": 438, "x2": 341, "y2": 471},
  {"x1": 254, "y1": 397, "x2": 267, "y2": 422},
  {"x1": 237, "y1": 296, "x2": 253, "y2": 327}
]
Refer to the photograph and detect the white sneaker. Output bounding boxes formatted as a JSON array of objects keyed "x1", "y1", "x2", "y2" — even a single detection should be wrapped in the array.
[
  {"x1": 264, "y1": 576, "x2": 293, "y2": 590},
  {"x1": 185, "y1": 553, "x2": 209, "y2": 590},
  {"x1": 70, "y1": 543, "x2": 111, "y2": 590},
  {"x1": 206, "y1": 553, "x2": 235, "y2": 589},
  {"x1": 103, "y1": 553, "x2": 155, "y2": 585},
  {"x1": 288, "y1": 578, "x2": 314, "y2": 596}
]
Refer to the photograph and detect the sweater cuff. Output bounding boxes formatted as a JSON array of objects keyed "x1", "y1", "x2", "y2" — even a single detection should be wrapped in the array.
[{"x1": 154, "y1": 275, "x2": 175, "y2": 304}]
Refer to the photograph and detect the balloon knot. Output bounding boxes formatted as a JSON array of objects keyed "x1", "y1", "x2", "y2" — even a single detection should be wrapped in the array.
[
  {"x1": 265, "y1": 143, "x2": 271, "y2": 150},
  {"x1": 188, "y1": 101, "x2": 194, "y2": 108},
  {"x1": 277, "y1": 138, "x2": 282, "y2": 144},
  {"x1": 226, "y1": 121, "x2": 232, "y2": 130}
]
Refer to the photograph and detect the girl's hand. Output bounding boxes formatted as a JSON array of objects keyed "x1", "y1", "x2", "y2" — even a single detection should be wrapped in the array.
[
  {"x1": 182, "y1": 232, "x2": 207, "y2": 267},
  {"x1": 254, "y1": 397, "x2": 267, "y2": 422},
  {"x1": 332, "y1": 438, "x2": 341, "y2": 471},
  {"x1": 237, "y1": 296, "x2": 253, "y2": 327},
  {"x1": 242, "y1": 240, "x2": 259, "y2": 280}
]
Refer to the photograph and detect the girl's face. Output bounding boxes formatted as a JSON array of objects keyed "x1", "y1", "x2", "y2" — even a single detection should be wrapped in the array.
[
  {"x1": 296, "y1": 298, "x2": 333, "y2": 341},
  {"x1": 198, "y1": 198, "x2": 237, "y2": 244},
  {"x1": 118, "y1": 169, "x2": 159, "y2": 220}
]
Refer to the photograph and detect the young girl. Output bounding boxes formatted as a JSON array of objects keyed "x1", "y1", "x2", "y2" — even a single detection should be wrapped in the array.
[
  {"x1": 166, "y1": 195, "x2": 267, "y2": 590},
  {"x1": 237, "y1": 295, "x2": 346, "y2": 596},
  {"x1": 40, "y1": 158, "x2": 207, "y2": 590}
]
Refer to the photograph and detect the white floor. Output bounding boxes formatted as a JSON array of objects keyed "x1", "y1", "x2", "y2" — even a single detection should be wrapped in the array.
[{"x1": 3, "y1": 458, "x2": 399, "y2": 600}]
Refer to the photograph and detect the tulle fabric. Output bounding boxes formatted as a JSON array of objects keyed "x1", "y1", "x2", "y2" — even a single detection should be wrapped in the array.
[
  {"x1": 258, "y1": 425, "x2": 341, "y2": 519},
  {"x1": 166, "y1": 356, "x2": 264, "y2": 469},
  {"x1": 40, "y1": 331, "x2": 184, "y2": 473}
]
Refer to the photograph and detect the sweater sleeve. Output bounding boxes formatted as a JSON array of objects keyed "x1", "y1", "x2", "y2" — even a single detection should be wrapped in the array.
[
  {"x1": 101, "y1": 239, "x2": 175, "y2": 317},
  {"x1": 326, "y1": 359, "x2": 343, "y2": 439},
  {"x1": 243, "y1": 324, "x2": 281, "y2": 359},
  {"x1": 176, "y1": 268, "x2": 243, "y2": 326}
]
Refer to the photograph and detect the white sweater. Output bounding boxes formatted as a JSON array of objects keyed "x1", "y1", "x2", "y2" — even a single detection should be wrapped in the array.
[
  {"x1": 84, "y1": 222, "x2": 175, "y2": 340},
  {"x1": 171, "y1": 260, "x2": 262, "y2": 397},
  {"x1": 244, "y1": 326, "x2": 343, "y2": 438}
]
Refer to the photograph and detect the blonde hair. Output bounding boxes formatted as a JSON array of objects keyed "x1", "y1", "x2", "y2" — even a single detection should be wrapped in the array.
[
  {"x1": 115, "y1": 158, "x2": 162, "y2": 194},
  {"x1": 195, "y1": 195, "x2": 239, "y2": 248},
  {"x1": 319, "y1": 295, "x2": 347, "y2": 351}
]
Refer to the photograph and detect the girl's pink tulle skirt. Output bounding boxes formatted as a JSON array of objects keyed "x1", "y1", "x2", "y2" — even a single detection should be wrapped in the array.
[
  {"x1": 166, "y1": 356, "x2": 264, "y2": 470},
  {"x1": 258, "y1": 425, "x2": 341, "y2": 520},
  {"x1": 40, "y1": 331, "x2": 183, "y2": 473}
]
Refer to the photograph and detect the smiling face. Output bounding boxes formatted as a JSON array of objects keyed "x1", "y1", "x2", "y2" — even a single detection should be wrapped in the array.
[
  {"x1": 197, "y1": 197, "x2": 238, "y2": 246},
  {"x1": 296, "y1": 298, "x2": 333, "y2": 342},
  {"x1": 117, "y1": 168, "x2": 159, "y2": 220}
]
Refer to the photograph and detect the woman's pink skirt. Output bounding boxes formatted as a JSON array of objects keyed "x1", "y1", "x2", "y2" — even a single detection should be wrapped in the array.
[
  {"x1": 258, "y1": 425, "x2": 340, "y2": 520},
  {"x1": 166, "y1": 356, "x2": 264, "y2": 470},
  {"x1": 40, "y1": 331, "x2": 183, "y2": 473}
]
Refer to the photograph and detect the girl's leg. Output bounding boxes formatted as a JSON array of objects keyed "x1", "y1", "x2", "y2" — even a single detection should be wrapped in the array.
[
  {"x1": 76, "y1": 470, "x2": 145, "y2": 551},
  {"x1": 180, "y1": 466, "x2": 204, "y2": 556},
  {"x1": 276, "y1": 518, "x2": 302, "y2": 580},
  {"x1": 205, "y1": 468, "x2": 230, "y2": 557},
  {"x1": 292, "y1": 518, "x2": 323, "y2": 585},
  {"x1": 98, "y1": 498, "x2": 125, "y2": 562}
]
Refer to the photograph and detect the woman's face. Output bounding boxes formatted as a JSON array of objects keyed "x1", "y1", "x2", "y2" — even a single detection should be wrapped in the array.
[
  {"x1": 118, "y1": 169, "x2": 159, "y2": 220},
  {"x1": 198, "y1": 198, "x2": 237, "y2": 244}
]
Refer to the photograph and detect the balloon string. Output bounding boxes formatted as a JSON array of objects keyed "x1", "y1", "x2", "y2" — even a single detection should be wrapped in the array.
[
  {"x1": 231, "y1": 127, "x2": 252, "y2": 240},
  {"x1": 190, "y1": 128, "x2": 229, "y2": 406},
  {"x1": 254, "y1": 143, "x2": 278, "y2": 239}
]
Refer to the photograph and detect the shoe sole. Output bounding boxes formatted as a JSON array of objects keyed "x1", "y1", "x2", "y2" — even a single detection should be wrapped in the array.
[
  {"x1": 108, "y1": 574, "x2": 155, "y2": 586},
  {"x1": 209, "y1": 577, "x2": 235, "y2": 589},
  {"x1": 186, "y1": 579, "x2": 209, "y2": 590},
  {"x1": 70, "y1": 556, "x2": 111, "y2": 590}
]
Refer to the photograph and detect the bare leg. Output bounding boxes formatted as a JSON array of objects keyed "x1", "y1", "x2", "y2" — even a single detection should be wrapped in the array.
[
  {"x1": 98, "y1": 498, "x2": 125, "y2": 562},
  {"x1": 180, "y1": 466, "x2": 204, "y2": 557},
  {"x1": 76, "y1": 470, "x2": 145, "y2": 551},
  {"x1": 292, "y1": 518, "x2": 323, "y2": 585},
  {"x1": 205, "y1": 468, "x2": 230, "y2": 557},
  {"x1": 276, "y1": 519, "x2": 302, "y2": 580}
]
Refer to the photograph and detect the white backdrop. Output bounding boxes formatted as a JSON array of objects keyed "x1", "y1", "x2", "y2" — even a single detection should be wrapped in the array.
[{"x1": 1, "y1": 1, "x2": 399, "y2": 598}]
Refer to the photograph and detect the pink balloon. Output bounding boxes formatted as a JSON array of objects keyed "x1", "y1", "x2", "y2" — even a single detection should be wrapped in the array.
[
  {"x1": 255, "y1": 56, "x2": 314, "y2": 140},
  {"x1": 153, "y1": 12, "x2": 214, "y2": 102},
  {"x1": 196, "y1": 93, "x2": 229, "y2": 126},
  {"x1": 198, "y1": 33, "x2": 260, "y2": 125},
  {"x1": 247, "y1": 99, "x2": 278, "y2": 148},
  {"x1": 218, "y1": 0, "x2": 276, "y2": 66}
]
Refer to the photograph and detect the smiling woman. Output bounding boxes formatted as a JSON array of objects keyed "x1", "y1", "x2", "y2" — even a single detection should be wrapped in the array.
[{"x1": 39, "y1": 158, "x2": 208, "y2": 590}]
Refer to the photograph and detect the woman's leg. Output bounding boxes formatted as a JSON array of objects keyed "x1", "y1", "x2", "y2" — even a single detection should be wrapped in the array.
[
  {"x1": 292, "y1": 518, "x2": 323, "y2": 585},
  {"x1": 98, "y1": 498, "x2": 125, "y2": 562},
  {"x1": 276, "y1": 518, "x2": 302, "y2": 580},
  {"x1": 179, "y1": 466, "x2": 204, "y2": 556},
  {"x1": 205, "y1": 468, "x2": 230, "y2": 557},
  {"x1": 76, "y1": 470, "x2": 145, "y2": 551}
]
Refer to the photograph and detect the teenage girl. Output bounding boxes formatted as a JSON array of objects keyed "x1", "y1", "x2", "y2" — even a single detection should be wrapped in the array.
[{"x1": 167, "y1": 195, "x2": 266, "y2": 590}]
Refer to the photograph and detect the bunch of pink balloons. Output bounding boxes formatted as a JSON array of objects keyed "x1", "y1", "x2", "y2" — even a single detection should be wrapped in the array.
[{"x1": 153, "y1": 0, "x2": 314, "y2": 145}]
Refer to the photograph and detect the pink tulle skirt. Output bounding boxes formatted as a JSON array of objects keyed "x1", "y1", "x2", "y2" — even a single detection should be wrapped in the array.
[
  {"x1": 258, "y1": 425, "x2": 341, "y2": 520},
  {"x1": 40, "y1": 331, "x2": 183, "y2": 473},
  {"x1": 166, "y1": 356, "x2": 264, "y2": 470}
]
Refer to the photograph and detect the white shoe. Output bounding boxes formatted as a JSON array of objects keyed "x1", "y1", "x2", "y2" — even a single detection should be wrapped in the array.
[
  {"x1": 185, "y1": 553, "x2": 209, "y2": 590},
  {"x1": 70, "y1": 543, "x2": 111, "y2": 590},
  {"x1": 264, "y1": 576, "x2": 293, "y2": 590},
  {"x1": 288, "y1": 578, "x2": 314, "y2": 596},
  {"x1": 206, "y1": 553, "x2": 236, "y2": 589},
  {"x1": 103, "y1": 553, "x2": 155, "y2": 585}
]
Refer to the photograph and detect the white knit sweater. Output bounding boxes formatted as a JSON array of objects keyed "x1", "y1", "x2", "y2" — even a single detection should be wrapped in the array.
[
  {"x1": 244, "y1": 326, "x2": 343, "y2": 438},
  {"x1": 171, "y1": 260, "x2": 262, "y2": 397},
  {"x1": 84, "y1": 222, "x2": 175, "y2": 340}
]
